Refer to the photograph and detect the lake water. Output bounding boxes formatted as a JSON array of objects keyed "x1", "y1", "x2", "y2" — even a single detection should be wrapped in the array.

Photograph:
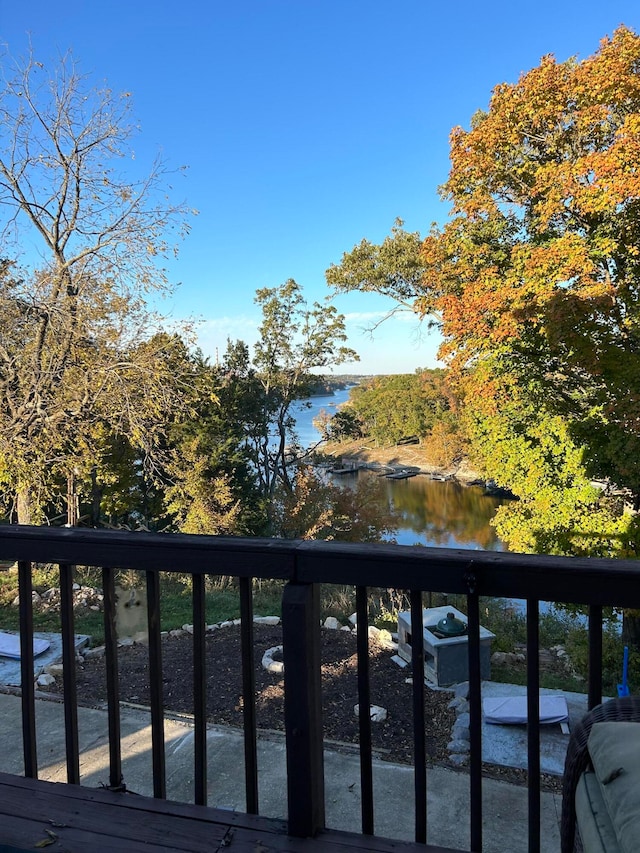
[{"x1": 291, "y1": 389, "x2": 507, "y2": 551}]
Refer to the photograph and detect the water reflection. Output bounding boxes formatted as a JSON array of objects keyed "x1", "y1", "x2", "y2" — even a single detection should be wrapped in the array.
[
  {"x1": 293, "y1": 390, "x2": 507, "y2": 552},
  {"x1": 336, "y1": 471, "x2": 506, "y2": 551}
]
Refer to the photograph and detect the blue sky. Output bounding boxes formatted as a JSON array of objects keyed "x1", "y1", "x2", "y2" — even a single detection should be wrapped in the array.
[{"x1": 1, "y1": 1, "x2": 639, "y2": 373}]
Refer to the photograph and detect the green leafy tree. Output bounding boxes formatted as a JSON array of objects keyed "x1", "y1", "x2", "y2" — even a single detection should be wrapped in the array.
[
  {"x1": 427, "y1": 27, "x2": 640, "y2": 508},
  {"x1": 347, "y1": 371, "x2": 453, "y2": 446},
  {"x1": 163, "y1": 342, "x2": 261, "y2": 536},
  {"x1": 327, "y1": 28, "x2": 640, "y2": 643},
  {"x1": 327, "y1": 27, "x2": 640, "y2": 538},
  {"x1": 314, "y1": 408, "x2": 364, "y2": 442},
  {"x1": 326, "y1": 218, "x2": 432, "y2": 324},
  {"x1": 464, "y1": 356, "x2": 630, "y2": 556},
  {"x1": 0, "y1": 47, "x2": 191, "y2": 523},
  {"x1": 251, "y1": 280, "x2": 358, "y2": 505}
]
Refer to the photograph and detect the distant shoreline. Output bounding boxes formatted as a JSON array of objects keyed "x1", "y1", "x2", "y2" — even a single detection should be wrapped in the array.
[{"x1": 316, "y1": 439, "x2": 483, "y2": 486}]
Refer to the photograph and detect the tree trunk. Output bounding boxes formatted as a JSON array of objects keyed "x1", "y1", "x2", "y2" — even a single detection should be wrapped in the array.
[
  {"x1": 16, "y1": 488, "x2": 32, "y2": 525},
  {"x1": 66, "y1": 472, "x2": 79, "y2": 526},
  {"x1": 90, "y1": 467, "x2": 103, "y2": 527}
]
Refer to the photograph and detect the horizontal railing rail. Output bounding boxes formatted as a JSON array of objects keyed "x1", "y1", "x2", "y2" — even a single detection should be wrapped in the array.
[
  {"x1": 1, "y1": 524, "x2": 639, "y2": 853},
  {"x1": 2, "y1": 525, "x2": 640, "y2": 606}
]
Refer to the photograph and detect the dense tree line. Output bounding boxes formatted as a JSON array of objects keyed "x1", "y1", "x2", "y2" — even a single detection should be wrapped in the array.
[
  {"x1": 317, "y1": 370, "x2": 467, "y2": 468},
  {"x1": 0, "y1": 46, "x2": 400, "y2": 544}
]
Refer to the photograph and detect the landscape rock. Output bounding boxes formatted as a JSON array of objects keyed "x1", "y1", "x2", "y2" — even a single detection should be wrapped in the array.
[
  {"x1": 17, "y1": 584, "x2": 105, "y2": 613},
  {"x1": 454, "y1": 682, "x2": 469, "y2": 700},
  {"x1": 348, "y1": 613, "x2": 358, "y2": 626},
  {"x1": 84, "y1": 645, "x2": 105, "y2": 660},
  {"x1": 262, "y1": 645, "x2": 284, "y2": 674},
  {"x1": 491, "y1": 649, "x2": 527, "y2": 666},
  {"x1": 376, "y1": 629, "x2": 395, "y2": 648},
  {"x1": 253, "y1": 616, "x2": 280, "y2": 626},
  {"x1": 449, "y1": 753, "x2": 470, "y2": 767},
  {"x1": 14, "y1": 590, "x2": 42, "y2": 605},
  {"x1": 37, "y1": 673, "x2": 55, "y2": 687},
  {"x1": 169, "y1": 629, "x2": 185, "y2": 638},
  {"x1": 456, "y1": 712, "x2": 470, "y2": 729},
  {"x1": 367, "y1": 625, "x2": 380, "y2": 639},
  {"x1": 340, "y1": 625, "x2": 352, "y2": 632},
  {"x1": 452, "y1": 724, "x2": 470, "y2": 741},
  {"x1": 182, "y1": 624, "x2": 194, "y2": 634},
  {"x1": 44, "y1": 664, "x2": 64, "y2": 677},
  {"x1": 324, "y1": 617, "x2": 340, "y2": 630},
  {"x1": 354, "y1": 704, "x2": 388, "y2": 723},
  {"x1": 447, "y1": 738, "x2": 470, "y2": 754}
]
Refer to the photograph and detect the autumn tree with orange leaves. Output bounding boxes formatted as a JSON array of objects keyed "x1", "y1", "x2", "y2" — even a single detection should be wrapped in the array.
[
  {"x1": 328, "y1": 27, "x2": 640, "y2": 559},
  {"x1": 430, "y1": 26, "x2": 640, "y2": 498}
]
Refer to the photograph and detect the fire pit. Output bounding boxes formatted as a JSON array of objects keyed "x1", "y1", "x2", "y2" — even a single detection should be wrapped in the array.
[{"x1": 397, "y1": 605, "x2": 495, "y2": 687}]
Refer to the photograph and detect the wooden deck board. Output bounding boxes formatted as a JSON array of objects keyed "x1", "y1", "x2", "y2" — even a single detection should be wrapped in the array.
[{"x1": 0, "y1": 772, "x2": 461, "y2": 853}]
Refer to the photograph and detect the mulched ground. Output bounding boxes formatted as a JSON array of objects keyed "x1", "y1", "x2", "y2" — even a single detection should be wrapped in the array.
[{"x1": 47, "y1": 624, "x2": 455, "y2": 767}]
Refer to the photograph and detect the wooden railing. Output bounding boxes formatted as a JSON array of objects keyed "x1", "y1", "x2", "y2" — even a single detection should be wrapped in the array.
[{"x1": 1, "y1": 524, "x2": 640, "y2": 852}]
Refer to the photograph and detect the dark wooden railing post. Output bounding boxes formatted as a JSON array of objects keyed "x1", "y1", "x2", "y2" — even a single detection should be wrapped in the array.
[
  {"x1": 410, "y1": 589, "x2": 427, "y2": 844},
  {"x1": 102, "y1": 566, "x2": 123, "y2": 790},
  {"x1": 146, "y1": 570, "x2": 166, "y2": 799},
  {"x1": 239, "y1": 575, "x2": 259, "y2": 814},
  {"x1": 355, "y1": 585, "x2": 374, "y2": 835},
  {"x1": 192, "y1": 572, "x2": 207, "y2": 806},
  {"x1": 588, "y1": 605, "x2": 603, "y2": 710},
  {"x1": 466, "y1": 572, "x2": 483, "y2": 853},
  {"x1": 59, "y1": 562, "x2": 80, "y2": 784},
  {"x1": 282, "y1": 581, "x2": 325, "y2": 837},
  {"x1": 526, "y1": 598, "x2": 541, "y2": 853},
  {"x1": 18, "y1": 560, "x2": 37, "y2": 779}
]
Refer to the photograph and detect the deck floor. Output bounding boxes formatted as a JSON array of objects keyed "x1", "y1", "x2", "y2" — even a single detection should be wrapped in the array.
[{"x1": 0, "y1": 772, "x2": 458, "y2": 853}]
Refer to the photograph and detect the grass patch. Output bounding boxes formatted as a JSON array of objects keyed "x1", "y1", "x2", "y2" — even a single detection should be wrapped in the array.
[
  {"x1": 0, "y1": 568, "x2": 286, "y2": 645},
  {"x1": 490, "y1": 664, "x2": 588, "y2": 693}
]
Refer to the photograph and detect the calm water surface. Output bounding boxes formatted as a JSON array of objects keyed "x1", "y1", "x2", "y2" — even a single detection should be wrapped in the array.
[{"x1": 292, "y1": 390, "x2": 507, "y2": 551}]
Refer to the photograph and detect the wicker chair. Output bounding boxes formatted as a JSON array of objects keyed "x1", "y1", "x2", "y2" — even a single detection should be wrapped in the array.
[{"x1": 561, "y1": 696, "x2": 640, "y2": 853}]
